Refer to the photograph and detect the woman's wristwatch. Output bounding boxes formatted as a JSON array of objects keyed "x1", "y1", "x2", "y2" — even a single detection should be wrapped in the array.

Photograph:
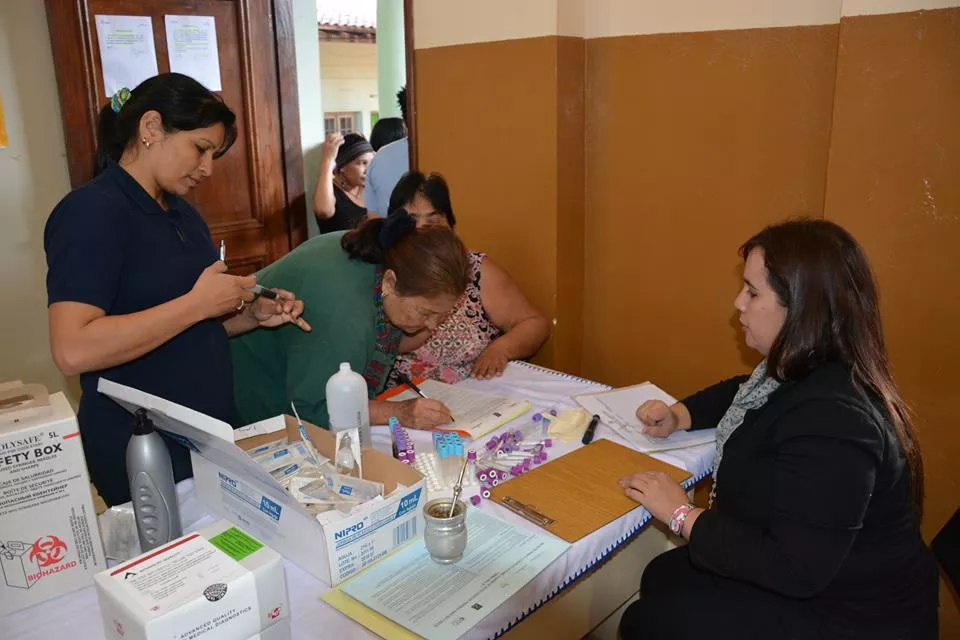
[{"x1": 669, "y1": 502, "x2": 697, "y2": 536}]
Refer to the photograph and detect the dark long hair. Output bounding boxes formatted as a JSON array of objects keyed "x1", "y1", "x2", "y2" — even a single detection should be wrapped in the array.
[
  {"x1": 341, "y1": 217, "x2": 468, "y2": 299},
  {"x1": 95, "y1": 73, "x2": 237, "y2": 174},
  {"x1": 397, "y1": 85, "x2": 408, "y2": 124},
  {"x1": 370, "y1": 117, "x2": 406, "y2": 151},
  {"x1": 741, "y1": 218, "x2": 924, "y2": 515},
  {"x1": 388, "y1": 171, "x2": 456, "y2": 226}
]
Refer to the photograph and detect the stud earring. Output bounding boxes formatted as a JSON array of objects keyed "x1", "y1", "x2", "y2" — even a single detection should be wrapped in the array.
[{"x1": 141, "y1": 137, "x2": 152, "y2": 149}]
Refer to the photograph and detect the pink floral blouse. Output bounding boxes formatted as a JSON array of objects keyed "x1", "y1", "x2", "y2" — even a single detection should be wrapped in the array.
[{"x1": 388, "y1": 251, "x2": 502, "y2": 385}]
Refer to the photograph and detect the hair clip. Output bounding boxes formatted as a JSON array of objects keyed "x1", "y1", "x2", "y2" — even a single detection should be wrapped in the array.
[
  {"x1": 378, "y1": 209, "x2": 417, "y2": 250},
  {"x1": 110, "y1": 87, "x2": 132, "y2": 113}
]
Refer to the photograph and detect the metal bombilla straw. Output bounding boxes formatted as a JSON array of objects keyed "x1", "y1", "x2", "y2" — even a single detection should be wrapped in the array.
[{"x1": 449, "y1": 455, "x2": 469, "y2": 518}]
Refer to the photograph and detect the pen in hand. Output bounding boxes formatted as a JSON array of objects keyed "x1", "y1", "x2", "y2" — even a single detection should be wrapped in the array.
[
  {"x1": 399, "y1": 372, "x2": 429, "y2": 399},
  {"x1": 397, "y1": 372, "x2": 455, "y2": 423},
  {"x1": 220, "y1": 240, "x2": 279, "y2": 300}
]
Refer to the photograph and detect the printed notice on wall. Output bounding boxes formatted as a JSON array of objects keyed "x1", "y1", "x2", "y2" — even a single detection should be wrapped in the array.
[
  {"x1": 165, "y1": 15, "x2": 222, "y2": 91},
  {"x1": 95, "y1": 15, "x2": 160, "y2": 98}
]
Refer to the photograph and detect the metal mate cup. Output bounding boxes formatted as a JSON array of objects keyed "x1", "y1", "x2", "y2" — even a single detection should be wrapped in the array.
[{"x1": 423, "y1": 498, "x2": 467, "y2": 564}]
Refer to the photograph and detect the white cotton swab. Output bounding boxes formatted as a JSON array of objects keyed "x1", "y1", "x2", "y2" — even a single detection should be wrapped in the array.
[{"x1": 290, "y1": 402, "x2": 323, "y2": 467}]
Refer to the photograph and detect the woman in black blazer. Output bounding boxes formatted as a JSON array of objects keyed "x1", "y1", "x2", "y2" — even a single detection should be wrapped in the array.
[{"x1": 618, "y1": 219, "x2": 938, "y2": 639}]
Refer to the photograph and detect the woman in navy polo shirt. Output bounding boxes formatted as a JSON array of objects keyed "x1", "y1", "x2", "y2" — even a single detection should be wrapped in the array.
[{"x1": 44, "y1": 73, "x2": 310, "y2": 506}]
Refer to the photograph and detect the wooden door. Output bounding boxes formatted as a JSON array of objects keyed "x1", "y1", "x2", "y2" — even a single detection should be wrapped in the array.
[{"x1": 45, "y1": 0, "x2": 306, "y2": 274}]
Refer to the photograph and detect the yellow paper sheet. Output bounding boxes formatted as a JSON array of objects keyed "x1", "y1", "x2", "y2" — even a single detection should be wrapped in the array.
[
  {"x1": 321, "y1": 586, "x2": 423, "y2": 640},
  {"x1": 0, "y1": 93, "x2": 8, "y2": 148}
]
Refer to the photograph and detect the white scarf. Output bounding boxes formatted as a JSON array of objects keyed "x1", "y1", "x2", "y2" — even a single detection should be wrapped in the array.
[{"x1": 709, "y1": 360, "x2": 781, "y2": 507}]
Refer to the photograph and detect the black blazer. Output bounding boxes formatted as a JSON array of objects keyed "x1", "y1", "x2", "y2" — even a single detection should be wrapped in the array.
[{"x1": 684, "y1": 362, "x2": 938, "y2": 637}]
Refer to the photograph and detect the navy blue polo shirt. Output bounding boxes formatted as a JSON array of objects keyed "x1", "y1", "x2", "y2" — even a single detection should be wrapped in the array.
[{"x1": 44, "y1": 160, "x2": 235, "y2": 506}]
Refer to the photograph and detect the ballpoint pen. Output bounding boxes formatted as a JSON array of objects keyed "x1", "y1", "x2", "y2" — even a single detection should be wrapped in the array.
[{"x1": 397, "y1": 372, "x2": 455, "y2": 423}]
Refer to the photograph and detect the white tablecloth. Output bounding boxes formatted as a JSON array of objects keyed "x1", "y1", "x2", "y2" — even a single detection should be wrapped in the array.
[{"x1": 1, "y1": 362, "x2": 714, "y2": 640}]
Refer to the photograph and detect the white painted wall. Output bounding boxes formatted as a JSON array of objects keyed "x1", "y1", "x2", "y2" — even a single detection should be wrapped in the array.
[
  {"x1": 319, "y1": 41, "x2": 379, "y2": 138},
  {"x1": 294, "y1": 0, "x2": 326, "y2": 238},
  {"x1": 842, "y1": 0, "x2": 960, "y2": 15},
  {"x1": 0, "y1": 1, "x2": 77, "y2": 402}
]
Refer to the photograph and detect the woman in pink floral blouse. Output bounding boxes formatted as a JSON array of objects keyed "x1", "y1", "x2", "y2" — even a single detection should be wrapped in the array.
[{"x1": 386, "y1": 172, "x2": 550, "y2": 384}]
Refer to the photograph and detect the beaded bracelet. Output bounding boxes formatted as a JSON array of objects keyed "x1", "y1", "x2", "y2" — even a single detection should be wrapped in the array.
[{"x1": 669, "y1": 502, "x2": 696, "y2": 536}]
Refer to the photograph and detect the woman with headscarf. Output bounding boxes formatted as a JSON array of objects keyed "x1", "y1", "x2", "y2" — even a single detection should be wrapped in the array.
[{"x1": 312, "y1": 132, "x2": 375, "y2": 233}]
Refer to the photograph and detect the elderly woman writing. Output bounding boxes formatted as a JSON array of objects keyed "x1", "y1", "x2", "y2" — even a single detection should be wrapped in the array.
[{"x1": 231, "y1": 213, "x2": 469, "y2": 429}]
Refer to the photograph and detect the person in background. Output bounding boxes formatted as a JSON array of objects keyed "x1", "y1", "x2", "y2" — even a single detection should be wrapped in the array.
[
  {"x1": 231, "y1": 213, "x2": 469, "y2": 430},
  {"x1": 370, "y1": 117, "x2": 406, "y2": 152},
  {"x1": 387, "y1": 171, "x2": 550, "y2": 384},
  {"x1": 312, "y1": 132, "x2": 375, "y2": 233},
  {"x1": 618, "y1": 219, "x2": 938, "y2": 639},
  {"x1": 44, "y1": 73, "x2": 309, "y2": 507},
  {"x1": 365, "y1": 86, "x2": 409, "y2": 218}
]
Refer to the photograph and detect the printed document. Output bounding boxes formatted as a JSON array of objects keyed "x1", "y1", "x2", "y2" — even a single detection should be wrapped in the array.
[{"x1": 341, "y1": 509, "x2": 568, "y2": 640}]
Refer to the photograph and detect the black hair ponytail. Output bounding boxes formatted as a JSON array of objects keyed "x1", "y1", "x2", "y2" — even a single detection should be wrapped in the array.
[
  {"x1": 94, "y1": 72, "x2": 237, "y2": 175},
  {"x1": 341, "y1": 217, "x2": 388, "y2": 263}
]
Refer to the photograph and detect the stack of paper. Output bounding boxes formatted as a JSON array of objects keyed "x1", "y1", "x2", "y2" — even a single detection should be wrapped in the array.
[
  {"x1": 574, "y1": 383, "x2": 716, "y2": 452},
  {"x1": 380, "y1": 379, "x2": 530, "y2": 440},
  {"x1": 323, "y1": 509, "x2": 569, "y2": 640}
]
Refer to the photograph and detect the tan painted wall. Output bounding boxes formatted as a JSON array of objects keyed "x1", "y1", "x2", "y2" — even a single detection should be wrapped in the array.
[
  {"x1": 824, "y1": 8, "x2": 960, "y2": 632},
  {"x1": 413, "y1": 2, "x2": 960, "y2": 634},
  {"x1": 582, "y1": 25, "x2": 840, "y2": 392},
  {"x1": 414, "y1": 37, "x2": 563, "y2": 367}
]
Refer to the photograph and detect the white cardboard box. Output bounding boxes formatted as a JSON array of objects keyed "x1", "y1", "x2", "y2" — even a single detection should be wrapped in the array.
[
  {"x1": 0, "y1": 383, "x2": 106, "y2": 617},
  {"x1": 98, "y1": 378, "x2": 425, "y2": 586},
  {"x1": 95, "y1": 519, "x2": 290, "y2": 640}
]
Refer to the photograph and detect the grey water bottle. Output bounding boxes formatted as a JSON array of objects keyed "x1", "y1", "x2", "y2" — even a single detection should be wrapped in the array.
[{"x1": 127, "y1": 408, "x2": 182, "y2": 551}]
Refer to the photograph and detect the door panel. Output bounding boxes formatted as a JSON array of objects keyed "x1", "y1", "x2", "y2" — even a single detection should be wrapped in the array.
[{"x1": 45, "y1": 0, "x2": 304, "y2": 271}]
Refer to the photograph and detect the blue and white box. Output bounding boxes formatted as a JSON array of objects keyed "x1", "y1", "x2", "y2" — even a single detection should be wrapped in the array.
[{"x1": 98, "y1": 380, "x2": 425, "y2": 586}]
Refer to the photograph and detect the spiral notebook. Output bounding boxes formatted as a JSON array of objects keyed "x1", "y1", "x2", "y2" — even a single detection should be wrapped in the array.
[
  {"x1": 377, "y1": 377, "x2": 530, "y2": 440},
  {"x1": 573, "y1": 383, "x2": 717, "y2": 452},
  {"x1": 509, "y1": 360, "x2": 612, "y2": 388}
]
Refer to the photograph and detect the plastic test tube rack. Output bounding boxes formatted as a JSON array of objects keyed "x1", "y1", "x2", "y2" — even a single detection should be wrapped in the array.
[
  {"x1": 415, "y1": 432, "x2": 479, "y2": 493},
  {"x1": 389, "y1": 418, "x2": 478, "y2": 493}
]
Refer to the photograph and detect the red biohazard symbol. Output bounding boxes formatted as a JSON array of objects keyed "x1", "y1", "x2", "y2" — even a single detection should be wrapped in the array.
[{"x1": 28, "y1": 535, "x2": 68, "y2": 568}]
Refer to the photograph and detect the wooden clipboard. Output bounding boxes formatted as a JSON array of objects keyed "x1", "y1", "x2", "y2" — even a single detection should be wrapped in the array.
[{"x1": 489, "y1": 438, "x2": 692, "y2": 542}]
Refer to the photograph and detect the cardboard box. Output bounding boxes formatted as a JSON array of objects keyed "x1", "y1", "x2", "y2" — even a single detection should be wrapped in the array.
[
  {"x1": 95, "y1": 519, "x2": 290, "y2": 640},
  {"x1": 0, "y1": 382, "x2": 106, "y2": 617},
  {"x1": 98, "y1": 379, "x2": 425, "y2": 586}
]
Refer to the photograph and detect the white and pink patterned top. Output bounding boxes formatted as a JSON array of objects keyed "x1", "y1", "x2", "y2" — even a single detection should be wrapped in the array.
[{"x1": 388, "y1": 251, "x2": 503, "y2": 385}]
